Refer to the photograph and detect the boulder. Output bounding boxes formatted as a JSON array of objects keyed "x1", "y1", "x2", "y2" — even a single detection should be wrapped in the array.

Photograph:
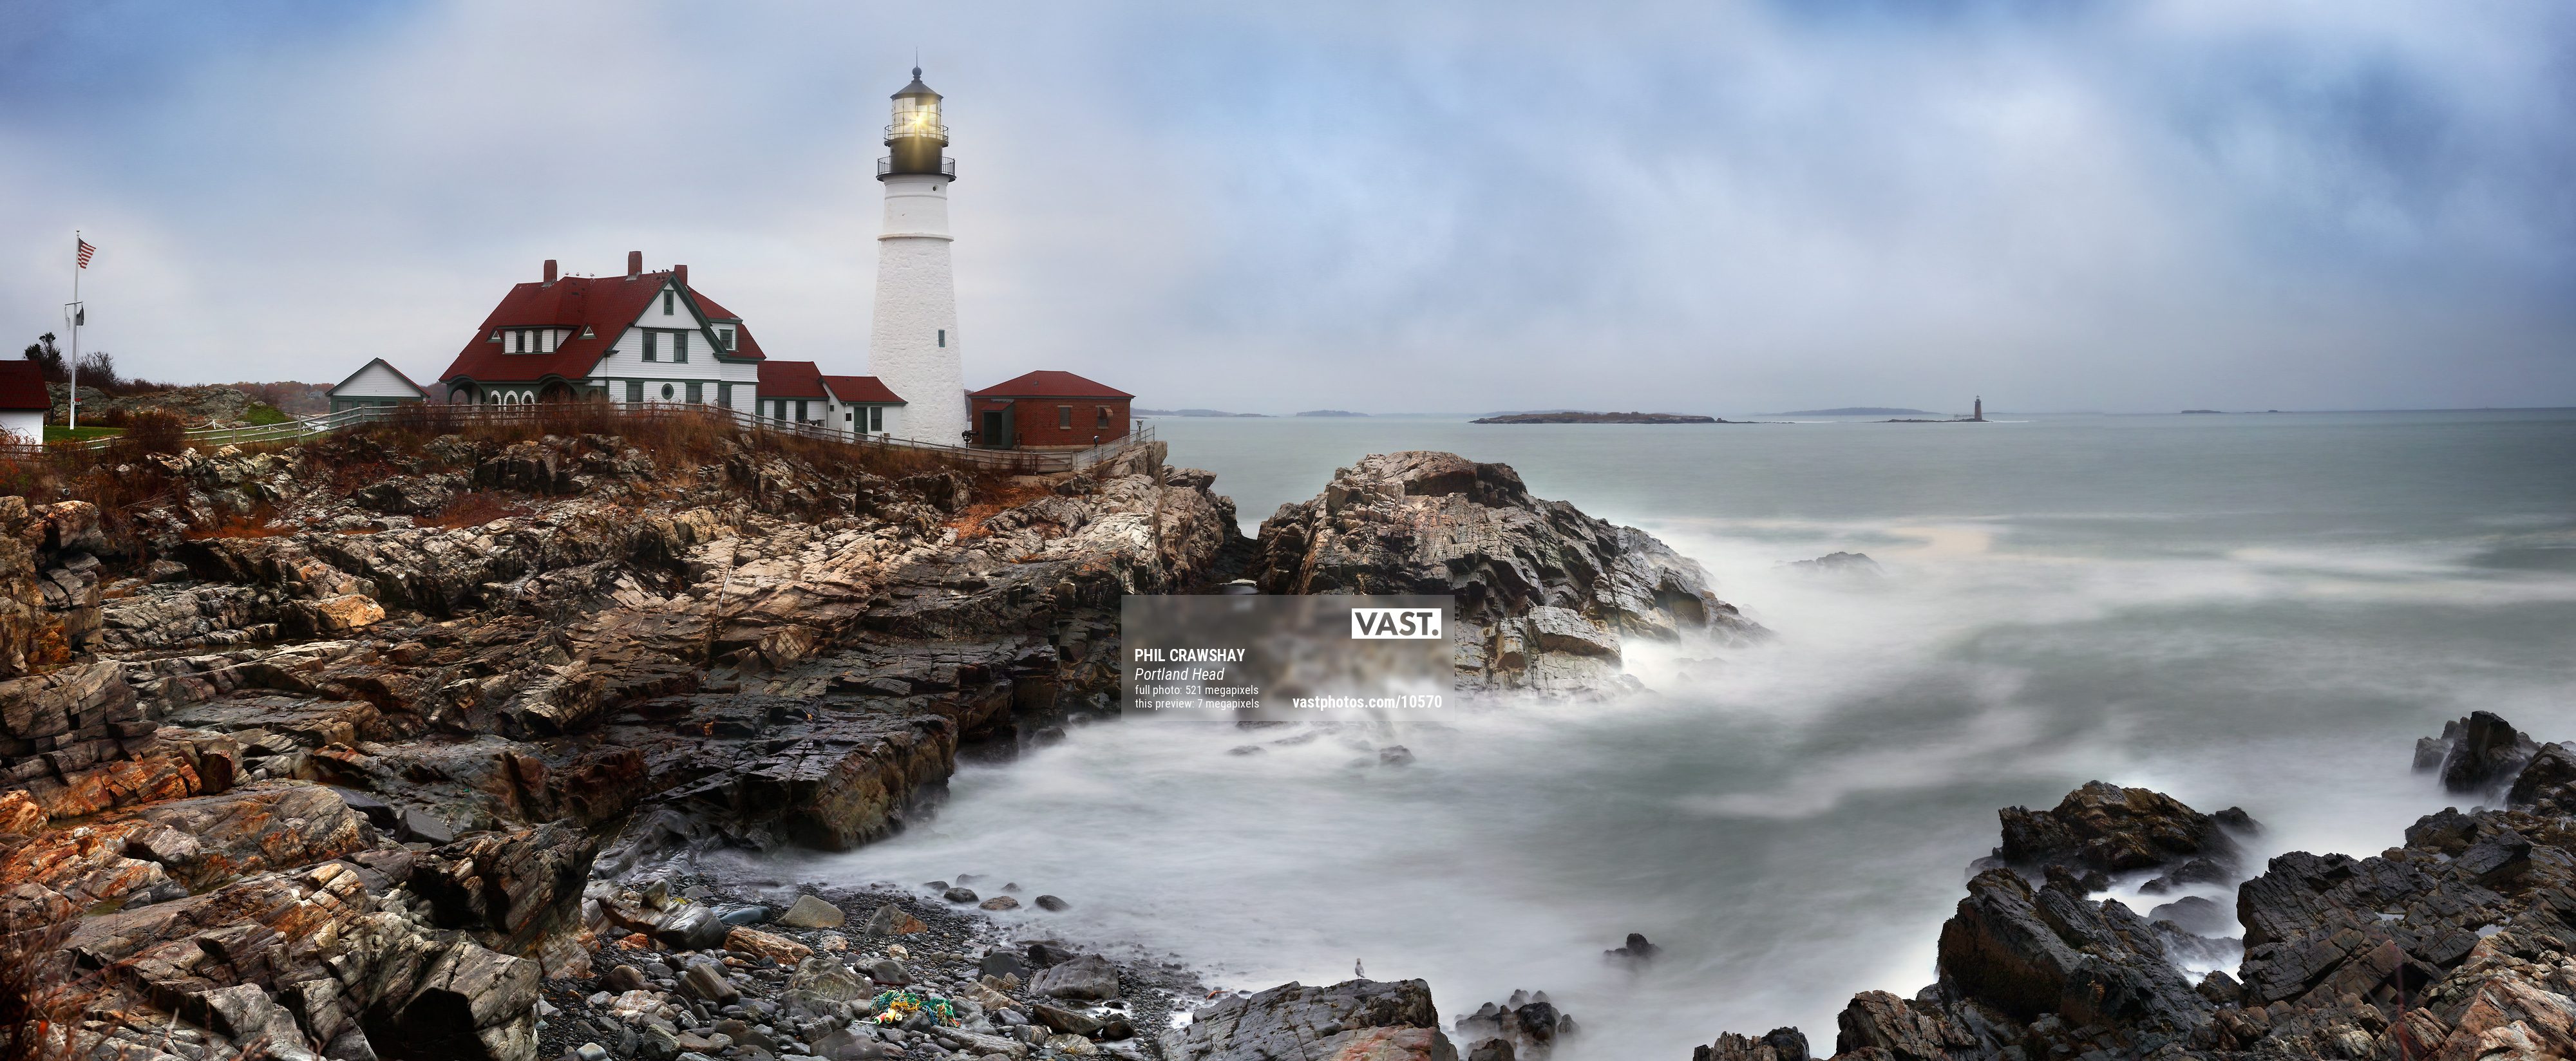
[
  {"x1": 678, "y1": 962, "x2": 741, "y2": 1006},
  {"x1": 1028, "y1": 952, "x2": 1121, "y2": 1000},
  {"x1": 862, "y1": 902, "x2": 927, "y2": 935},
  {"x1": 1031, "y1": 1003, "x2": 1104, "y2": 1037},
  {"x1": 724, "y1": 925, "x2": 813, "y2": 964},
  {"x1": 777, "y1": 894, "x2": 846, "y2": 928},
  {"x1": 656, "y1": 905, "x2": 734, "y2": 952}
]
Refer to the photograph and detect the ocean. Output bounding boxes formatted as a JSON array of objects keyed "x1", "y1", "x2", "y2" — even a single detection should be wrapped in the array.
[{"x1": 788, "y1": 409, "x2": 2576, "y2": 1058}]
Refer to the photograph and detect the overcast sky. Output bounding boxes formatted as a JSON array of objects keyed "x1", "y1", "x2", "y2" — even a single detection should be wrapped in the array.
[{"x1": 3, "y1": 0, "x2": 2570, "y2": 414}]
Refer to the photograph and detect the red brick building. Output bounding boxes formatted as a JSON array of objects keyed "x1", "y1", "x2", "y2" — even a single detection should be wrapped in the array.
[{"x1": 968, "y1": 371, "x2": 1133, "y2": 451}]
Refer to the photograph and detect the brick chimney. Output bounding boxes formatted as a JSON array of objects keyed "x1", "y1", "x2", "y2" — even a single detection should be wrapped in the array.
[
  {"x1": 674, "y1": 263, "x2": 688, "y2": 290},
  {"x1": 627, "y1": 250, "x2": 642, "y2": 277},
  {"x1": 543, "y1": 259, "x2": 557, "y2": 283}
]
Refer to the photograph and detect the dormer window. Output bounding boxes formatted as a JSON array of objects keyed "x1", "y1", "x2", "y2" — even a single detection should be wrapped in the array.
[{"x1": 719, "y1": 327, "x2": 735, "y2": 351}]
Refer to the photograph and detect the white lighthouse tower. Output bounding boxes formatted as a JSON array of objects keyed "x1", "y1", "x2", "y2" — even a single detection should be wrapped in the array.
[{"x1": 866, "y1": 68, "x2": 968, "y2": 445}]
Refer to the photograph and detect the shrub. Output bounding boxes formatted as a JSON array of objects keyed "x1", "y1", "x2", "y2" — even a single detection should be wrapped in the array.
[
  {"x1": 107, "y1": 409, "x2": 187, "y2": 461},
  {"x1": 242, "y1": 403, "x2": 292, "y2": 426}
]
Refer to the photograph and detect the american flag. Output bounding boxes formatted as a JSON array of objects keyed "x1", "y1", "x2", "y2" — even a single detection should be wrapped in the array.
[{"x1": 77, "y1": 238, "x2": 95, "y2": 268}]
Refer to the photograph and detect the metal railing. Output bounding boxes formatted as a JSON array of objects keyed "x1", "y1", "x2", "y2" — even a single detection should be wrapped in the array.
[
  {"x1": 875, "y1": 157, "x2": 958, "y2": 178},
  {"x1": 59, "y1": 402, "x2": 1151, "y2": 476}
]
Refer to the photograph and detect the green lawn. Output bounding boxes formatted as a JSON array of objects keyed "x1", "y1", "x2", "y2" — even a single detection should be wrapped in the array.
[{"x1": 44, "y1": 425, "x2": 123, "y2": 443}]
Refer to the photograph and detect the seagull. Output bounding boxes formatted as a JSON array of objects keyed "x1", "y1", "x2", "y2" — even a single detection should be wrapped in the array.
[{"x1": 1354, "y1": 959, "x2": 1366, "y2": 979}]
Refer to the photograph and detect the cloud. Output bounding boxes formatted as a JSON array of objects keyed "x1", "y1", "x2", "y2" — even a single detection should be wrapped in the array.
[{"x1": 1, "y1": 0, "x2": 2568, "y2": 411}]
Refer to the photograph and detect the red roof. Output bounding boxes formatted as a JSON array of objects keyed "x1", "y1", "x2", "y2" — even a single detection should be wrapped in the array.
[
  {"x1": 758, "y1": 360, "x2": 826, "y2": 399},
  {"x1": 437, "y1": 269, "x2": 765, "y2": 386},
  {"x1": 969, "y1": 370, "x2": 1133, "y2": 399},
  {"x1": 0, "y1": 361, "x2": 47, "y2": 411},
  {"x1": 820, "y1": 375, "x2": 905, "y2": 404}
]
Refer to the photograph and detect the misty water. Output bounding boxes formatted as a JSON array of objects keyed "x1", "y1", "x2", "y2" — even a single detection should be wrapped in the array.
[{"x1": 783, "y1": 409, "x2": 2576, "y2": 1058}]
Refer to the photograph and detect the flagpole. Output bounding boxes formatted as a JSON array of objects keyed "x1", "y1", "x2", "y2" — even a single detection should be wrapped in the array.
[{"x1": 68, "y1": 231, "x2": 79, "y2": 432}]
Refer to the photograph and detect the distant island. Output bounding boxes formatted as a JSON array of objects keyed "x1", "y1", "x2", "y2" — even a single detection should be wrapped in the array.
[
  {"x1": 2181, "y1": 409, "x2": 2222, "y2": 414},
  {"x1": 1471, "y1": 411, "x2": 1723, "y2": 424},
  {"x1": 1294, "y1": 410, "x2": 1366, "y2": 417},
  {"x1": 1775, "y1": 406, "x2": 1932, "y2": 416},
  {"x1": 1133, "y1": 408, "x2": 1269, "y2": 417}
]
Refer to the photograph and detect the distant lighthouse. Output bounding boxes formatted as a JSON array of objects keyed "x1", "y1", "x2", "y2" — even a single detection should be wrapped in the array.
[{"x1": 867, "y1": 68, "x2": 968, "y2": 445}]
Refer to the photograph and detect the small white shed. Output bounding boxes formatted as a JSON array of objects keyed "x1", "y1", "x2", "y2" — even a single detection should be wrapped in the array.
[{"x1": 328, "y1": 358, "x2": 428, "y2": 414}]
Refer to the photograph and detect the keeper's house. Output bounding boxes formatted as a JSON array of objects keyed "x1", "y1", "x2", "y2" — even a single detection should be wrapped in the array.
[
  {"x1": 754, "y1": 361, "x2": 909, "y2": 438},
  {"x1": 0, "y1": 361, "x2": 46, "y2": 444},
  {"x1": 969, "y1": 371, "x2": 1133, "y2": 451},
  {"x1": 437, "y1": 252, "x2": 765, "y2": 408},
  {"x1": 325, "y1": 358, "x2": 427, "y2": 415}
]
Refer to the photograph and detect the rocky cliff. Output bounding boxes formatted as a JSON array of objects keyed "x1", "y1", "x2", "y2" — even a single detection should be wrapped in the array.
[
  {"x1": 1252, "y1": 451, "x2": 1761, "y2": 692},
  {"x1": 1694, "y1": 711, "x2": 2576, "y2": 1061},
  {"x1": 0, "y1": 424, "x2": 1249, "y2": 1061}
]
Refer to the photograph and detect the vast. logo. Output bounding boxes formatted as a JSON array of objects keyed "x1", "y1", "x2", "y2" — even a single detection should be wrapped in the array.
[{"x1": 1349, "y1": 608, "x2": 1443, "y2": 639}]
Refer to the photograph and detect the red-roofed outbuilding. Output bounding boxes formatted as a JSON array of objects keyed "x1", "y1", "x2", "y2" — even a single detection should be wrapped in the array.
[
  {"x1": 968, "y1": 370, "x2": 1133, "y2": 450},
  {"x1": 752, "y1": 362, "x2": 910, "y2": 436}
]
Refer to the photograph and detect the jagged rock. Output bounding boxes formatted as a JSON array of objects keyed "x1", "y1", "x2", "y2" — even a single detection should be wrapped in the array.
[
  {"x1": 1693, "y1": 1028, "x2": 1808, "y2": 1061},
  {"x1": 1027, "y1": 952, "x2": 1120, "y2": 1000},
  {"x1": 1605, "y1": 932, "x2": 1662, "y2": 962},
  {"x1": 1936, "y1": 869, "x2": 2212, "y2": 1040},
  {"x1": 2145, "y1": 894, "x2": 2235, "y2": 936},
  {"x1": 408, "y1": 822, "x2": 597, "y2": 957},
  {"x1": 1994, "y1": 780, "x2": 2253, "y2": 876},
  {"x1": 1249, "y1": 451, "x2": 1759, "y2": 693},
  {"x1": 1162, "y1": 979, "x2": 1455, "y2": 1061},
  {"x1": 2507, "y1": 741, "x2": 2576, "y2": 811},
  {"x1": 1454, "y1": 993, "x2": 1575, "y2": 1061},
  {"x1": 2432, "y1": 710, "x2": 2539, "y2": 794},
  {"x1": 58, "y1": 860, "x2": 542, "y2": 1061}
]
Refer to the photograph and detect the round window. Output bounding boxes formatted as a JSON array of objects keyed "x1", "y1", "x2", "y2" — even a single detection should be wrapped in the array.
[{"x1": 661, "y1": 384, "x2": 675, "y2": 400}]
